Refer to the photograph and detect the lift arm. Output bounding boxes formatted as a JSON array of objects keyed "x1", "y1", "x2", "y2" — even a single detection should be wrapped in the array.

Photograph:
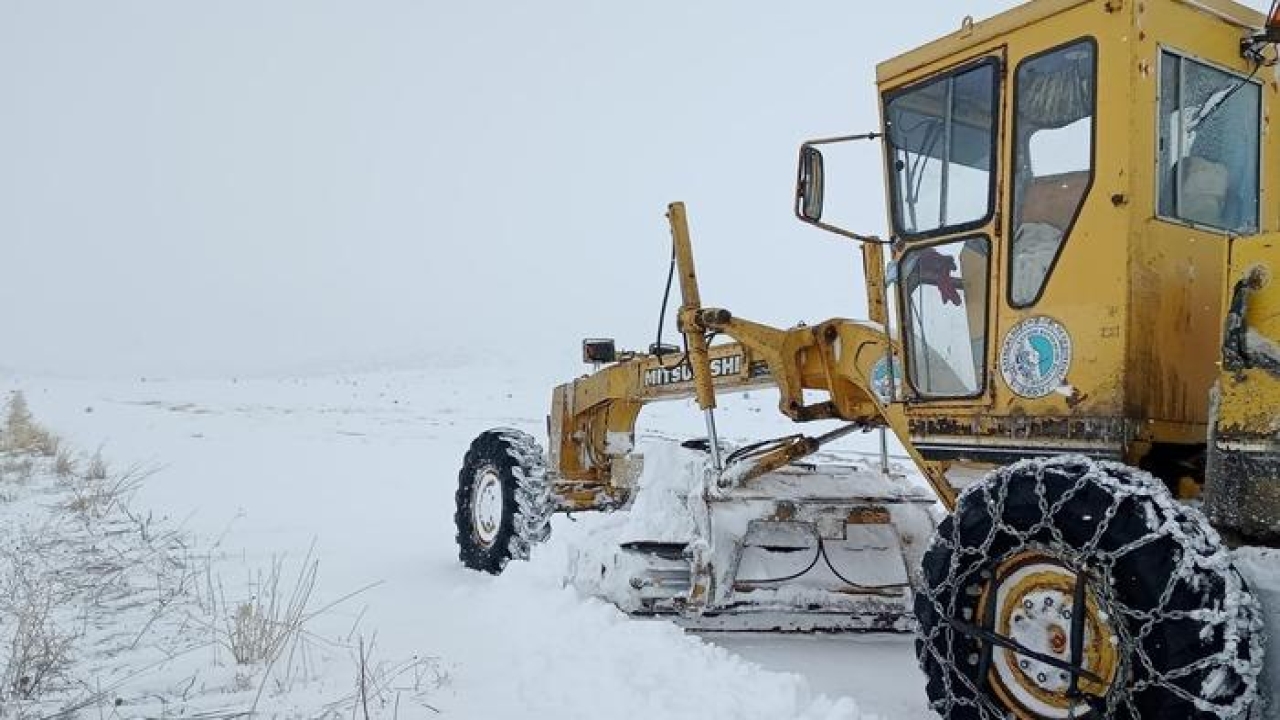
[{"x1": 546, "y1": 203, "x2": 959, "y2": 512}]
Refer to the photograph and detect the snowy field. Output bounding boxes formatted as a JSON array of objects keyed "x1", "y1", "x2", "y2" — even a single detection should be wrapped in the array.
[{"x1": 3, "y1": 358, "x2": 934, "y2": 719}]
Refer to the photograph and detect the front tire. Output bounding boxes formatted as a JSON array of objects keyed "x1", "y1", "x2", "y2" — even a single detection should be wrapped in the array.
[
  {"x1": 914, "y1": 456, "x2": 1262, "y2": 719},
  {"x1": 455, "y1": 428, "x2": 554, "y2": 574}
]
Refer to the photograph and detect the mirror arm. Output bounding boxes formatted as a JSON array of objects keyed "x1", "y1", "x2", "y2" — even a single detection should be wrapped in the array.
[
  {"x1": 800, "y1": 218, "x2": 894, "y2": 245},
  {"x1": 804, "y1": 132, "x2": 882, "y2": 146},
  {"x1": 795, "y1": 132, "x2": 894, "y2": 246}
]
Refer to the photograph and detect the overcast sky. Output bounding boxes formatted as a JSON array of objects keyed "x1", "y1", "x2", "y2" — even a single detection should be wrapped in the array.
[{"x1": 0, "y1": 1, "x2": 1268, "y2": 378}]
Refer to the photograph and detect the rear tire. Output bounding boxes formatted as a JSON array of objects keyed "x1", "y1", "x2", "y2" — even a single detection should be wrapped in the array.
[
  {"x1": 913, "y1": 456, "x2": 1262, "y2": 720},
  {"x1": 455, "y1": 429, "x2": 554, "y2": 574}
]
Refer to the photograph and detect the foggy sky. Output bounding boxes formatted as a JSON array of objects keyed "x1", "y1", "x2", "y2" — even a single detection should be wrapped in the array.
[{"x1": 1, "y1": 1, "x2": 1267, "y2": 378}]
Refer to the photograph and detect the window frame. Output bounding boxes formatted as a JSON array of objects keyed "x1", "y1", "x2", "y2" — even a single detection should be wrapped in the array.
[
  {"x1": 882, "y1": 56, "x2": 1003, "y2": 243},
  {"x1": 897, "y1": 234, "x2": 993, "y2": 401},
  {"x1": 1006, "y1": 36, "x2": 1099, "y2": 310},
  {"x1": 1154, "y1": 46, "x2": 1264, "y2": 235}
]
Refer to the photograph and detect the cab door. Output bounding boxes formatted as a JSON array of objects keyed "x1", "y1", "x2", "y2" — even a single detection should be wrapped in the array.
[{"x1": 881, "y1": 53, "x2": 1003, "y2": 421}]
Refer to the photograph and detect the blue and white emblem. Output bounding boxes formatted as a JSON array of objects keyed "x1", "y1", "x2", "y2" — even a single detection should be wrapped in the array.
[
  {"x1": 870, "y1": 354, "x2": 903, "y2": 404},
  {"x1": 999, "y1": 317, "x2": 1072, "y2": 399}
]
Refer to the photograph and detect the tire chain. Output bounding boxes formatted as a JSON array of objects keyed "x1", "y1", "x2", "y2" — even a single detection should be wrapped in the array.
[{"x1": 916, "y1": 455, "x2": 1264, "y2": 719}]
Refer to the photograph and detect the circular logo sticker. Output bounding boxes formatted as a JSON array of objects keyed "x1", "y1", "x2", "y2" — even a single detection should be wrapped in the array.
[
  {"x1": 1000, "y1": 317, "x2": 1072, "y2": 399},
  {"x1": 870, "y1": 354, "x2": 903, "y2": 404}
]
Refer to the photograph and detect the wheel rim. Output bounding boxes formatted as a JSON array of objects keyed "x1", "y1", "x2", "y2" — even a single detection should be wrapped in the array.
[
  {"x1": 471, "y1": 467, "x2": 504, "y2": 548},
  {"x1": 979, "y1": 551, "x2": 1120, "y2": 719}
]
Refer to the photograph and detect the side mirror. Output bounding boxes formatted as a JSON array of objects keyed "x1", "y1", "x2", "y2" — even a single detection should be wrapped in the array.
[
  {"x1": 795, "y1": 145, "x2": 825, "y2": 223},
  {"x1": 792, "y1": 132, "x2": 889, "y2": 244}
]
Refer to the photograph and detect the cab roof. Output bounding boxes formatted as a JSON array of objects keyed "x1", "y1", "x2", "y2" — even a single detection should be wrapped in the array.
[{"x1": 875, "y1": 0, "x2": 1264, "y2": 85}]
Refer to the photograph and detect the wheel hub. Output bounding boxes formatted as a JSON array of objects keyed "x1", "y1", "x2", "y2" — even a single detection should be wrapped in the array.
[
  {"x1": 980, "y1": 552, "x2": 1120, "y2": 719},
  {"x1": 471, "y1": 467, "x2": 504, "y2": 548}
]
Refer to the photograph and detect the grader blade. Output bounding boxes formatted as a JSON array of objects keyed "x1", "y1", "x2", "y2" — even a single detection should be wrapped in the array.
[{"x1": 563, "y1": 440, "x2": 936, "y2": 633}]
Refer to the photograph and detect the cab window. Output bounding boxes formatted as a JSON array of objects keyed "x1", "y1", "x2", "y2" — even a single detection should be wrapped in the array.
[
  {"x1": 885, "y1": 60, "x2": 999, "y2": 239},
  {"x1": 1158, "y1": 50, "x2": 1261, "y2": 234},
  {"x1": 900, "y1": 237, "x2": 991, "y2": 397},
  {"x1": 1009, "y1": 39, "x2": 1096, "y2": 307}
]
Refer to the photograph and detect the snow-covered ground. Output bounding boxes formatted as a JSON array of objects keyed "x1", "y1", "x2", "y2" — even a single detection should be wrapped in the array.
[{"x1": 3, "y1": 359, "x2": 933, "y2": 719}]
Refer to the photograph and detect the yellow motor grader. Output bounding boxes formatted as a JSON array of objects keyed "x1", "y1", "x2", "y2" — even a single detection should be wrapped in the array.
[{"x1": 455, "y1": 0, "x2": 1280, "y2": 716}]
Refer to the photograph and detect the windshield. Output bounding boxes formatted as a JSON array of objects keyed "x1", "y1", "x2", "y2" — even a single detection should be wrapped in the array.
[{"x1": 885, "y1": 60, "x2": 999, "y2": 238}]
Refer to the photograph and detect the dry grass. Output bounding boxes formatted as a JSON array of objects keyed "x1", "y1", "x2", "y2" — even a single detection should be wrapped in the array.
[
  {"x1": 0, "y1": 458, "x2": 35, "y2": 485},
  {"x1": 316, "y1": 634, "x2": 445, "y2": 719},
  {"x1": 1, "y1": 393, "x2": 58, "y2": 457},
  {"x1": 83, "y1": 450, "x2": 108, "y2": 482},
  {"x1": 0, "y1": 395, "x2": 440, "y2": 717},
  {"x1": 0, "y1": 537, "x2": 78, "y2": 707},
  {"x1": 1, "y1": 588, "x2": 76, "y2": 704},
  {"x1": 0, "y1": 398, "x2": 182, "y2": 714},
  {"x1": 220, "y1": 552, "x2": 319, "y2": 668},
  {"x1": 65, "y1": 466, "x2": 147, "y2": 522},
  {"x1": 52, "y1": 448, "x2": 76, "y2": 479}
]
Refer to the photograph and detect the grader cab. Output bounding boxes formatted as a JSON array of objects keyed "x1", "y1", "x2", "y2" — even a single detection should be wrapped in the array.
[{"x1": 455, "y1": 0, "x2": 1280, "y2": 716}]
